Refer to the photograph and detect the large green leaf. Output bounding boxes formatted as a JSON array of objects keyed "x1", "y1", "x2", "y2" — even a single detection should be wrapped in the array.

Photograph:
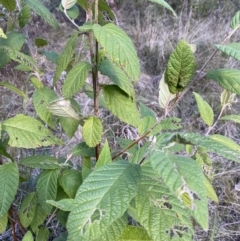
[
  {"x1": 19, "y1": 155, "x2": 60, "y2": 169},
  {"x1": 59, "y1": 169, "x2": 82, "y2": 198},
  {"x1": 22, "y1": 230, "x2": 34, "y2": 241},
  {"x1": 103, "y1": 85, "x2": 140, "y2": 127},
  {"x1": 0, "y1": 0, "x2": 16, "y2": 11},
  {"x1": 149, "y1": 0, "x2": 176, "y2": 17},
  {"x1": 30, "y1": 205, "x2": 48, "y2": 233},
  {"x1": 2, "y1": 114, "x2": 62, "y2": 148},
  {"x1": 58, "y1": 116, "x2": 80, "y2": 138},
  {"x1": 98, "y1": 57, "x2": 134, "y2": 97},
  {"x1": 0, "y1": 162, "x2": 19, "y2": 217},
  {"x1": 0, "y1": 81, "x2": 28, "y2": 99},
  {"x1": 72, "y1": 142, "x2": 95, "y2": 157},
  {"x1": 36, "y1": 227, "x2": 50, "y2": 241},
  {"x1": 0, "y1": 31, "x2": 25, "y2": 69},
  {"x1": 54, "y1": 33, "x2": 78, "y2": 83},
  {"x1": 67, "y1": 161, "x2": 141, "y2": 241},
  {"x1": 62, "y1": 61, "x2": 91, "y2": 98},
  {"x1": 18, "y1": 4, "x2": 31, "y2": 28},
  {"x1": 207, "y1": 69, "x2": 240, "y2": 95},
  {"x1": 36, "y1": 169, "x2": 59, "y2": 214},
  {"x1": 193, "y1": 92, "x2": 214, "y2": 126},
  {"x1": 82, "y1": 116, "x2": 103, "y2": 147},
  {"x1": 19, "y1": 192, "x2": 37, "y2": 228},
  {"x1": 118, "y1": 226, "x2": 152, "y2": 241},
  {"x1": 220, "y1": 114, "x2": 240, "y2": 123},
  {"x1": 33, "y1": 87, "x2": 58, "y2": 128},
  {"x1": 216, "y1": 43, "x2": 240, "y2": 61},
  {"x1": 0, "y1": 212, "x2": 7, "y2": 234},
  {"x1": 95, "y1": 140, "x2": 112, "y2": 169},
  {"x1": 24, "y1": 0, "x2": 59, "y2": 28},
  {"x1": 93, "y1": 23, "x2": 140, "y2": 81},
  {"x1": 150, "y1": 151, "x2": 208, "y2": 230},
  {"x1": 165, "y1": 40, "x2": 195, "y2": 94}
]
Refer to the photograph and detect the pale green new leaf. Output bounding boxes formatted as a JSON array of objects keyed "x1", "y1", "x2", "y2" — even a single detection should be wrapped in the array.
[
  {"x1": 36, "y1": 169, "x2": 59, "y2": 214},
  {"x1": 103, "y1": 85, "x2": 140, "y2": 127},
  {"x1": 98, "y1": 57, "x2": 134, "y2": 97},
  {"x1": 67, "y1": 161, "x2": 141, "y2": 241},
  {"x1": 230, "y1": 11, "x2": 240, "y2": 29},
  {"x1": 0, "y1": 31, "x2": 25, "y2": 69},
  {"x1": 2, "y1": 114, "x2": 62, "y2": 148},
  {"x1": 22, "y1": 230, "x2": 34, "y2": 241},
  {"x1": 0, "y1": 0, "x2": 16, "y2": 11},
  {"x1": 0, "y1": 81, "x2": 28, "y2": 99},
  {"x1": 158, "y1": 73, "x2": 176, "y2": 109},
  {"x1": 216, "y1": 43, "x2": 240, "y2": 61},
  {"x1": 61, "y1": 0, "x2": 77, "y2": 9},
  {"x1": 59, "y1": 169, "x2": 82, "y2": 198},
  {"x1": 19, "y1": 155, "x2": 60, "y2": 169},
  {"x1": 165, "y1": 40, "x2": 195, "y2": 94},
  {"x1": 36, "y1": 227, "x2": 50, "y2": 241},
  {"x1": 63, "y1": 61, "x2": 91, "y2": 98},
  {"x1": 33, "y1": 87, "x2": 58, "y2": 128},
  {"x1": 93, "y1": 23, "x2": 140, "y2": 81},
  {"x1": 30, "y1": 77, "x2": 43, "y2": 89},
  {"x1": 118, "y1": 226, "x2": 152, "y2": 241},
  {"x1": 150, "y1": 151, "x2": 208, "y2": 230},
  {"x1": 19, "y1": 193, "x2": 37, "y2": 228},
  {"x1": 207, "y1": 69, "x2": 240, "y2": 95},
  {"x1": 48, "y1": 99, "x2": 81, "y2": 120},
  {"x1": 54, "y1": 33, "x2": 78, "y2": 83},
  {"x1": 24, "y1": 0, "x2": 59, "y2": 28},
  {"x1": 0, "y1": 162, "x2": 19, "y2": 217},
  {"x1": 0, "y1": 28, "x2": 7, "y2": 39},
  {"x1": 18, "y1": 4, "x2": 31, "y2": 28},
  {"x1": 0, "y1": 212, "x2": 7, "y2": 234},
  {"x1": 204, "y1": 176, "x2": 218, "y2": 203},
  {"x1": 220, "y1": 114, "x2": 240, "y2": 123},
  {"x1": 47, "y1": 199, "x2": 75, "y2": 212},
  {"x1": 220, "y1": 89, "x2": 231, "y2": 106},
  {"x1": 30, "y1": 205, "x2": 48, "y2": 233},
  {"x1": 178, "y1": 132, "x2": 240, "y2": 162},
  {"x1": 95, "y1": 140, "x2": 112, "y2": 169},
  {"x1": 83, "y1": 116, "x2": 103, "y2": 147},
  {"x1": 15, "y1": 64, "x2": 34, "y2": 72},
  {"x1": 149, "y1": 0, "x2": 177, "y2": 17},
  {"x1": 193, "y1": 92, "x2": 214, "y2": 126}
]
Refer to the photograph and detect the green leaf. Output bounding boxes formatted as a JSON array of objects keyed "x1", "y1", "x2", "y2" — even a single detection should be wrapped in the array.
[
  {"x1": 60, "y1": 3, "x2": 79, "y2": 19},
  {"x1": 82, "y1": 157, "x2": 92, "y2": 180},
  {"x1": 72, "y1": 142, "x2": 95, "y2": 157},
  {"x1": 22, "y1": 230, "x2": 34, "y2": 241},
  {"x1": 158, "y1": 72, "x2": 176, "y2": 109},
  {"x1": 0, "y1": 81, "x2": 28, "y2": 99},
  {"x1": 19, "y1": 192, "x2": 37, "y2": 228},
  {"x1": 103, "y1": 85, "x2": 140, "y2": 127},
  {"x1": 138, "y1": 116, "x2": 156, "y2": 135},
  {"x1": 93, "y1": 23, "x2": 140, "y2": 81},
  {"x1": 204, "y1": 176, "x2": 218, "y2": 203},
  {"x1": 59, "y1": 117, "x2": 80, "y2": 138},
  {"x1": 165, "y1": 40, "x2": 195, "y2": 94},
  {"x1": 0, "y1": 31, "x2": 25, "y2": 69},
  {"x1": 207, "y1": 69, "x2": 240, "y2": 95},
  {"x1": 59, "y1": 169, "x2": 82, "y2": 198},
  {"x1": 30, "y1": 205, "x2": 48, "y2": 233},
  {"x1": 18, "y1": 4, "x2": 31, "y2": 28},
  {"x1": 67, "y1": 161, "x2": 141, "y2": 241},
  {"x1": 36, "y1": 169, "x2": 59, "y2": 214},
  {"x1": 34, "y1": 37, "x2": 48, "y2": 47},
  {"x1": 95, "y1": 140, "x2": 112, "y2": 169},
  {"x1": 178, "y1": 132, "x2": 240, "y2": 163},
  {"x1": 150, "y1": 151, "x2": 208, "y2": 230},
  {"x1": 19, "y1": 155, "x2": 60, "y2": 169},
  {"x1": 2, "y1": 114, "x2": 62, "y2": 148},
  {"x1": 0, "y1": 212, "x2": 8, "y2": 234},
  {"x1": 0, "y1": 28, "x2": 7, "y2": 39},
  {"x1": 149, "y1": 0, "x2": 177, "y2": 17},
  {"x1": 216, "y1": 43, "x2": 240, "y2": 61},
  {"x1": 62, "y1": 61, "x2": 91, "y2": 98},
  {"x1": 62, "y1": 0, "x2": 77, "y2": 9},
  {"x1": 47, "y1": 199, "x2": 74, "y2": 211},
  {"x1": 52, "y1": 233, "x2": 68, "y2": 241},
  {"x1": 82, "y1": 116, "x2": 103, "y2": 147},
  {"x1": 193, "y1": 92, "x2": 214, "y2": 126},
  {"x1": 230, "y1": 11, "x2": 240, "y2": 29},
  {"x1": 139, "y1": 103, "x2": 156, "y2": 119},
  {"x1": 24, "y1": 0, "x2": 59, "y2": 28},
  {"x1": 54, "y1": 32, "x2": 78, "y2": 84},
  {"x1": 38, "y1": 50, "x2": 58, "y2": 63},
  {"x1": 36, "y1": 226, "x2": 50, "y2": 241},
  {"x1": 220, "y1": 114, "x2": 240, "y2": 123},
  {"x1": 0, "y1": 162, "x2": 19, "y2": 217},
  {"x1": 98, "y1": 57, "x2": 134, "y2": 97},
  {"x1": 14, "y1": 64, "x2": 34, "y2": 72},
  {"x1": 33, "y1": 87, "x2": 58, "y2": 128},
  {"x1": 48, "y1": 98, "x2": 81, "y2": 120},
  {"x1": 118, "y1": 226, "x2": 152, "y2": 241},
  {"x1": 0, "y1": 0, "x2": 16, "y2": 11}
]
